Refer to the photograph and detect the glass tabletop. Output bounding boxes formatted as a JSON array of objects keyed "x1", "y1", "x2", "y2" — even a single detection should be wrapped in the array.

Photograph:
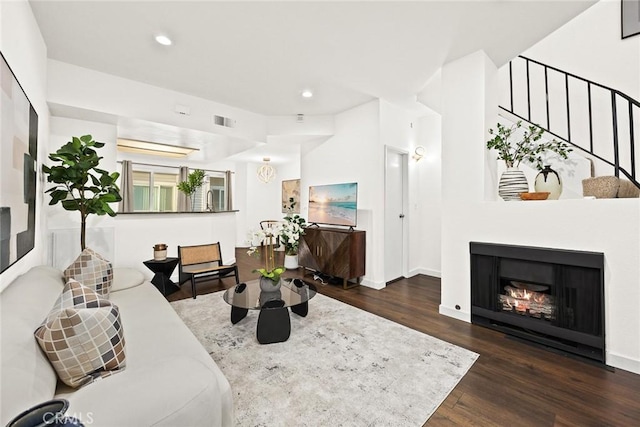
[{"x1": 223, "y1": 278, "x2": 317, "y2": 310}]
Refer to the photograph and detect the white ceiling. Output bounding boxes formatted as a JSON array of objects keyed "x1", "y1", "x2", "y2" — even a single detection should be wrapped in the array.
[{"x1": 29, "y1": 0, "x2": 596, "y2": 118}]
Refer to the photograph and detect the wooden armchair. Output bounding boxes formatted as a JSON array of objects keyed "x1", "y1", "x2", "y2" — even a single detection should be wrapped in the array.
[{"x1": 178, "y1": 242, "x2": 239, "y2": 299}]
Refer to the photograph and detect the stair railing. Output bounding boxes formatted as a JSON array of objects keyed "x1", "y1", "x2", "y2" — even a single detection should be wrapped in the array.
[{"x1": 501, "y1": 55, "x2": 640, "y2": 189}]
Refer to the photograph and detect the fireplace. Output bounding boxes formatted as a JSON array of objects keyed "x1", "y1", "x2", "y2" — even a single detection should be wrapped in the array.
[{"x1": 470, "y1": 242, "x2": 605, "y2": 363}]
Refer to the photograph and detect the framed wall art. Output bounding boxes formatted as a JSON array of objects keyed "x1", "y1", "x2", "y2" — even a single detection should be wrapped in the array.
[
  {"x1": 0, "y1": 52, "x2": 38, "y2": 273},
  {"x1": 281, "y1": 179, "x2": 300, "y2": 213},
  {"x1": 622, "y1": 0, "x2": 640, "y2": 39}
]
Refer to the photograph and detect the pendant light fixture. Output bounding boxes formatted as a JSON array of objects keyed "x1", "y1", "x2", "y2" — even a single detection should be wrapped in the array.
[{"x1": 257, "y1": 157, "x2": 276, "y2": 183}]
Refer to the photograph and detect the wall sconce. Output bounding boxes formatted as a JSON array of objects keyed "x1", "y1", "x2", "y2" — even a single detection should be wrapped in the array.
[
  {"x1": 257, "y1": 157, "x2": 276, "y2": 183},
  {"x1": 412, "y1": 146, "x2": 426, "y2": 161}
]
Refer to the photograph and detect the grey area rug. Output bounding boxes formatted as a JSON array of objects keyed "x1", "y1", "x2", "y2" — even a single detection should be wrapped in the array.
[{"x1": 171, "y1": 291, "x2": 478, "y2": 426}]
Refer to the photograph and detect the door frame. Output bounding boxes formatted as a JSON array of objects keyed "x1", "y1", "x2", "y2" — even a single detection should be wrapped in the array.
[{"x1": 384, "y1": 146, "x2": 409, "y2": 283}]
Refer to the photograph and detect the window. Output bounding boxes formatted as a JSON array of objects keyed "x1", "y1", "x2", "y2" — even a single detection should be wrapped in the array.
[
  {"x1": 122, "y1": 162, "x2": 231, "y2": 213},
  {"x1": 194, "y1": 172, "x2": 228, "y2": 211},
  {"x1": 132, "y1": 170, "x2": 178, "y2": 212}
]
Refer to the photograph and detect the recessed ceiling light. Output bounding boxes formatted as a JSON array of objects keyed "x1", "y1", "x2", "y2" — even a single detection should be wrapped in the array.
[
  {"x1": 155, "y1": 35, "x2": 172, "y2": 46},
  {"x1": 301, "y1": 90, "x2": 313, "y2": 98}
]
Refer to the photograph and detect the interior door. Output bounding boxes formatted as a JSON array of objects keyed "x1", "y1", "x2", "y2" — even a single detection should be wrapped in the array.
[{"x1": 384, "y1": 148, "x2": 407, "y2": 283}]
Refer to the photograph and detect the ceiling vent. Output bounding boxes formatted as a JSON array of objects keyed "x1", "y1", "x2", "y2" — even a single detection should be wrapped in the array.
[
  {"x1": 296, "y1": 113, "x2": 304, "y2": 123},
  {"x1": 175, "y1": 104, "x2": 190, "y2": 116},
  {"x1": 213, "y1": 114, "x2": 236, "y2": 128}
]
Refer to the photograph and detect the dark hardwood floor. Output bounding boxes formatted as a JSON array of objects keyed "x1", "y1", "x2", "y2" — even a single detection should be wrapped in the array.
[{"x1": 167, "y1": 249, "x2": 640, "y2": 426}]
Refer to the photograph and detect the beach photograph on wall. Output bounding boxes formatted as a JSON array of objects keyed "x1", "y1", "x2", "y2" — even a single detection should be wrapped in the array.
[
  {"x1": 308, "y1": 182, "x2": 357, "y2": 227},
  {"x1": 0, "y1": 52, "x2": 39, "y2": 273}
]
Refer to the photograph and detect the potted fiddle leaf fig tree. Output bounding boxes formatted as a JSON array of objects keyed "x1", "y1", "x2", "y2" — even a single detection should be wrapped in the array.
[{"x1": 43, "y1": 135, "x2": 122, "y2": 250}]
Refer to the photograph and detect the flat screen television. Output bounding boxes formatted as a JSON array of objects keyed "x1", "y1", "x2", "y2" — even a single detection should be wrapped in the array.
[{"x1": 308, "y1": 182, "x2": 358, "y2": 227}]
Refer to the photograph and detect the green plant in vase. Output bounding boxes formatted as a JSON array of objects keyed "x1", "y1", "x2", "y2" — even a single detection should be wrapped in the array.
[
  {"x1": 177, "y1": 169, "x2": 205, "y2": 211},
  {"x1": 486, "y1": 121, "x2": 572, "y2": 200}
]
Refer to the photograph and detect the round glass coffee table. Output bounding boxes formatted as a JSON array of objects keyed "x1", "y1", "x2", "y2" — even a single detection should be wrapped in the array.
[{"x1": 223, "y1": 278, "x2": 317, "y2": 344}]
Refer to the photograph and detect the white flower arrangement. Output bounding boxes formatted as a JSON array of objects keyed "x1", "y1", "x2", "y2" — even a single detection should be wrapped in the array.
[
  {"x1": 246, "y1": 225, "x2": 284, "y2": 282},
  {"x1": 280, "y1": 214, "x2": 306, "y2": 255}
]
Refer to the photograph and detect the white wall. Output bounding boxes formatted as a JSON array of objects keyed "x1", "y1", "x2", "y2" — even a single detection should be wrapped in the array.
[
  {"x1": 440, "y1": 50, "x2": 640, "y2": 374},
  {"x1": 238, "y1": 158, "x2": 301, "y2": 248},
  {"x1": 524, "y1": 0, "x2": 639, "y2": 100},
  {"x1": 0, "y1": 0, "x2": 49, "y2": 290},
  {"x1": 114, "y1": 212, "x2": 237, "y2": 283},
  {"x1": 301, "y1": 100, "x2": 383, "y2": 288},
  {"x1": 411, "y1": 112, "x2": 442, "y2": 277}
]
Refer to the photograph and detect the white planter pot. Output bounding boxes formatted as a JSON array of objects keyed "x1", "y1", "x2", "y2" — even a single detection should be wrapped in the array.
[
  {"x1": 284, "y1": 254, "x2": 299, "y2": 269},
  {"x1": 498, "y1": 167, "x2": 529, "y2": 201},
  {"x1": 534, "y1": 166, "x2": 562, "y2": 200}
]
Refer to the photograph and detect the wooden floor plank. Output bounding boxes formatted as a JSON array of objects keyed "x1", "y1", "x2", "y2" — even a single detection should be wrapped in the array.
[{"x1": 165, "y1": 249, "x2": 640, "y2": 426}]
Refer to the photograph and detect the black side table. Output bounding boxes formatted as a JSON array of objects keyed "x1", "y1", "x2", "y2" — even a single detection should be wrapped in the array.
[{"x1": 143, "y1": 258, "x2": 180, "y2": 296}]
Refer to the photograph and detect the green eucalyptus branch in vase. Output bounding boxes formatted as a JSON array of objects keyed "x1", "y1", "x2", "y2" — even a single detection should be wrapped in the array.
[{"x1": 486, "y1": 121, "x2": 572, "y2": 201}]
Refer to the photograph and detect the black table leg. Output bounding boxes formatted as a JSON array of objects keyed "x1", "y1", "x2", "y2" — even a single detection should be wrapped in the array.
[
  {"x1": 291, "y1": 302, "x2": 308, "y2": 317},
  {"x1": 231, "y1": 306, "x2": 248, "y2": 324}
]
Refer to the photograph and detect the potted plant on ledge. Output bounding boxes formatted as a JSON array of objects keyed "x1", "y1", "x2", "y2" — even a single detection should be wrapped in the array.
[
  {"x1": 177, "y1": 169, "x2": 205, "y2": 211},
  {"x1": 486, "y1": 121, "x2": 572, "y2": 200}
]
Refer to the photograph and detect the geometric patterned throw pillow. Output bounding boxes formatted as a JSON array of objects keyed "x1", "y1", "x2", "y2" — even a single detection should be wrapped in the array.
[
  {"x1": 41, "y1": 279, "x2": 110, "y2": 326},
  {"x1": 63, "y1": 248, "x2": 113, "y2": 298},
  {"x1": 34, "y1": 303, "x2": 126, "y2": 388}
]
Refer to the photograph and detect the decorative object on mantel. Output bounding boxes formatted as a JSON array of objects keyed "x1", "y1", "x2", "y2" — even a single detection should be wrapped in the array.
[
  {"x1": 153, "y1": 243, "x2": 168, "y2": 260},
  {"x1": 519, "y1": 192, "x2": 550, "y2": 201},
  {"x1": 534, "y1": 165, "x2": 562, "y2": 199},
  {"x1": 498, "y1": 168, "x2": 529, "y2": 201},
  {"x1": 43, "y1": 135, "x2": 122, "y2": 250},
  {"x1": 486, "y1": 121, "x2": 572, "y2": 201},
  {"x1": 177, "y1": 168, "x2": 205, "y2": 211},
  {"x1": 247, "y1": 224, "x2": 285, "y2": 291}
]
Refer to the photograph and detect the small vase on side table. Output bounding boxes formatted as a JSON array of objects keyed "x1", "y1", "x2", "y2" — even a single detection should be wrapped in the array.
[{"x1": 499, "y1": 167, "x2": 529, "y2": 201}]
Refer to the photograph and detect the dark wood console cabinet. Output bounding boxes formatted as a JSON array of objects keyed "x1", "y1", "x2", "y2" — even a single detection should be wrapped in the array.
[{"x1": 298, "y1": 227, "x2": 365, "y2": 289}]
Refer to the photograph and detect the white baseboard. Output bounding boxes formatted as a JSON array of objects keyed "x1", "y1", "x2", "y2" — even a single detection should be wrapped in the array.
[
  {"x1": 360, "y1": 278, "x2": 385, "y2": 290},
  {"x1": 407, "y1": 267, "x2": 441, "y2": 278},
  {"x1": 439, "y1": 304, "x2": 470, "y2": 323},
  {"x1": 606, "y1": 351, "x2": 640, "y2": 375}
]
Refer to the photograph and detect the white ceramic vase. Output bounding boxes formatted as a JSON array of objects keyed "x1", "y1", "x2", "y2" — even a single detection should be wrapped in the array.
[
  {"x1": 284, "y1": 254, "x2": 299, "y2": 270},
  {"x1": 534, "y1": 165, "x2": 562, "y2": 200},
  {"x1": 498, "y1": 167, "x2": 529, "y2": 201}
]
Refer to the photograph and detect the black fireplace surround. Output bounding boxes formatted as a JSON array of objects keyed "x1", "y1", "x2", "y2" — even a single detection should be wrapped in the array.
[{"x1": 470, "y1": 242, "x2": 605, "y2": 363}]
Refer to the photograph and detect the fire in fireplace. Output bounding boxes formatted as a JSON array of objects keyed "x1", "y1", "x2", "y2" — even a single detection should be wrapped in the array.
[
  {"x1": 470, "y1": 242, "x2": 605, "y2": 363},
  {"x1": 500, "y1": 281, "x2": 555, "y2": 320}
]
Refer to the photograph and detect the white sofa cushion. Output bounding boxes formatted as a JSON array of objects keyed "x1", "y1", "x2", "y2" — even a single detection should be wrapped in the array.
[
  {"x1": 62, "y1": 357, "x2": 225, "y2": 426},
  {"x1": 0, "y1": 266, "x2": 63, "y2": 425},
  {"x1": 110, "y1": 268, "x2": 145, "y2": 293}
]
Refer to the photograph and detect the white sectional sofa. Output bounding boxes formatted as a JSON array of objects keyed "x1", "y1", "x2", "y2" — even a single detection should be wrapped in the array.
[{"x1": 0, "y1": 265, "x2": 234, "y2": 426}]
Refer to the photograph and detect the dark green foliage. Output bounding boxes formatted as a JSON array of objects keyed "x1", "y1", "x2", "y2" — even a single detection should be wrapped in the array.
[
  {"x1": 177, "y1": 169, "x2": 205, "y2": 196},
  {"x1": 486, "y1": 121, "x2": 572, "y2": 170},
  {"x1": 42, "y1": 135, "x2": 122, "y2": 249}
]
